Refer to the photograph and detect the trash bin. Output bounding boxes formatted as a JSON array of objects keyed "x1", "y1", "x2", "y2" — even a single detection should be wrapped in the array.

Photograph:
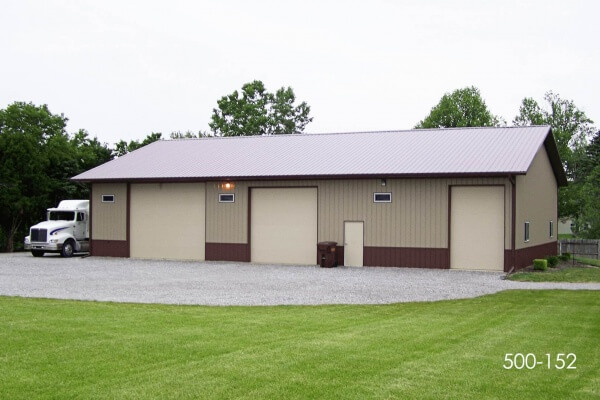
[{"x1": 317, "y1": 241, "x2": 337, "y2": 268}]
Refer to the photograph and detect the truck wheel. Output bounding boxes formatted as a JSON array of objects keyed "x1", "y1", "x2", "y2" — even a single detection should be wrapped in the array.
[
  {"x1": 31, "y1": 250, "x2": 45, "y2": 257},
  {"x1": 61, "y1": 240, "x2": 75, "y2": 258}
]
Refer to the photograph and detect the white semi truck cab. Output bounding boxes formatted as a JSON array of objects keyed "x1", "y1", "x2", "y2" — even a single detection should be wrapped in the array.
[{"x1": 24, "y1": 200, "x2": 90, "y2": 257}]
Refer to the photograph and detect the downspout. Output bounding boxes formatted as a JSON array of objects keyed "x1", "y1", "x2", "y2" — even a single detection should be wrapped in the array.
[{"x1": 509, "y1": 175, "x2": 516, "y2": 272}]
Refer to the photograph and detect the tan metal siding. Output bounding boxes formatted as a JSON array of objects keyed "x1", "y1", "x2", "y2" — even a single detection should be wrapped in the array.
[
  {"x1": 91, "y1": 183, "x2": 127, "y2": 240},
  {"x1": 516, "y1": 148, "x2": 558, "y2": 249},
  {"x1": 206, "y1": 177, "x2": 512, "y2": 249}
]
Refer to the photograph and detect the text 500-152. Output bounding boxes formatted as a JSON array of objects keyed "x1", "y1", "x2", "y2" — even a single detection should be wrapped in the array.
[{"x1": 503, "y1": 353, "x2": 576, "y2": 370}]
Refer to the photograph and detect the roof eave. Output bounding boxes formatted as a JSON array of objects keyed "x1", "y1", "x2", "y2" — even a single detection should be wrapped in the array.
[{"x1": 71, "y1": 171, "x2": 525, "y2": 184}]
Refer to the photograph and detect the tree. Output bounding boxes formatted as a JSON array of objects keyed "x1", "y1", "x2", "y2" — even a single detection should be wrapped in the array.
[
  {"x1": 513, "y1": 92, "x2": 595, "y2": 219},
  {"x1": 577, "y1": 130, "x2": 600, "y2": 238},
  {"x1": 415, "y1": 86, "x2": 503, "y2": 129},
  {"x1": 169, "y1": 130, "x2": 212, "y2": 139},
  {"x1": 0, "y1": 102, "x2": 113, "y2": 252},
  {"x1": 0, "y1": 102, "x2": 67, "y2": 251},
  {"x1": 115, "y1": 132, "x2": 162, "y2": 157},
  {"x1": 209, "y1": 80, "x2": 312, "y2": 136}
]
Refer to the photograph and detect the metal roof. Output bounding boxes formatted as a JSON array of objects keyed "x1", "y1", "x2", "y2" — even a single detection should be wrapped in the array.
[{"x1": 72, "y1": 126, "x2": 567, "y2": 185}]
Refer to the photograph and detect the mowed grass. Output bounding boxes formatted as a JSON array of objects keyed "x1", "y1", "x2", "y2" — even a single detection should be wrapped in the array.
[
  {"x1": 509, "y1": 267, "x2": 600, "y2": 282},
  {"x1": 1, "y1": 291, "x2": 599, "y2": 399},
  {"x1": 576, "y1": 257, "x2": 600, "y2": 267}
]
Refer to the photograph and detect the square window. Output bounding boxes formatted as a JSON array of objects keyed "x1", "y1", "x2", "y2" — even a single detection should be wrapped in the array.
[
  {"x1": 219, "y1": 193, "x2": 235, "y2": 203},
  {"x1": 373, "y1": 192, "x2": 392, "y2": 203},
  {"x1": 524, "y1": 221, "x2": 530, "y2": 242},
  {"x1": 102, "y1": 195, "x2": 115, "y2": 203}
]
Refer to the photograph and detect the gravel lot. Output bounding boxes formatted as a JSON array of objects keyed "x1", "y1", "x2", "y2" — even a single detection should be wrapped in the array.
[{"x1": 1, "y1": 252, "x2": 599, "y2": 305}]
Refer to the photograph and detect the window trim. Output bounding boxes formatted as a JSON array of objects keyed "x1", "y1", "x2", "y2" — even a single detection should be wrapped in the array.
[
  {"x1": 218, "y1": 193, "x2": 235, "y2": 203},
  {"x1": 524, "y1": 221, "x2": 530, "y2": 242},
  {"x1": 373, "y1": 192, "x2": 392, "y2": 203},
  {"x1": 101, "y1": 194, "x2": 115, "y2": 203}
]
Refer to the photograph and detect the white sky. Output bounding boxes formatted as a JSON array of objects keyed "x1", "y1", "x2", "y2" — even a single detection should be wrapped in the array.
[{"x1": 1, "y1": 0, "x2": 598, "y2": 145}]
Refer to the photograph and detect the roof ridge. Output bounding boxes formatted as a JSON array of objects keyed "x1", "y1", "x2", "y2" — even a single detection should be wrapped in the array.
[{"x1": 167, "y1": 125, "x2": 551, "y2": 142}]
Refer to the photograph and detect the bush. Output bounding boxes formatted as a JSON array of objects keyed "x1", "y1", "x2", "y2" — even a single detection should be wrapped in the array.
[
  {"x1": 546, "y1": 255, "x2": 559, "y2": 268},
  {"x1": 533, "y1": 259, "x2": 548, "y2": 271},
  {"x1": 559, "y1": 252, "x2": 571, "y2": 262}
]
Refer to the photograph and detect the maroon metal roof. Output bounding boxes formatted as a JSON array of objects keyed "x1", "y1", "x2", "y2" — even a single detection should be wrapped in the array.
[{"x1": 72, "y1": 126, "x2": 566, "y2": 185}]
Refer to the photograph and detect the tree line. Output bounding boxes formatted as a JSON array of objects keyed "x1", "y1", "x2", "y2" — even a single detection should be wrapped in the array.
[{"x1": 0, "y1": 83, "x2": 598, "y2": 251}]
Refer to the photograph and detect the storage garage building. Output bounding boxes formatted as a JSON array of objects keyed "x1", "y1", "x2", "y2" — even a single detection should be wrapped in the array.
[{"x1": 72, "y1": 126, "x2": 567, "y2": 272}]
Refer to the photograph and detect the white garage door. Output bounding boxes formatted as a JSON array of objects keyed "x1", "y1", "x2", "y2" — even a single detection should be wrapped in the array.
[
  {"x1": 251, "y1": 188, "x2": 317, "y2": 265},
  {"x1": 130, "y1": 183, "x2": 205, "y2": 260},
  {"x1": 450, "y1": 186, "x2": 504, "y2": 271}
]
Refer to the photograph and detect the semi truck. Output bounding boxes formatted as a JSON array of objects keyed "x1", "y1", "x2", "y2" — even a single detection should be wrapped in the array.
[{"x1": 24, "y1": 200, "x2": 90, "y2": 257}]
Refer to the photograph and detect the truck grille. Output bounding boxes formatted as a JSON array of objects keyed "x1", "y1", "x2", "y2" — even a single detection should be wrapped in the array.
[{"x1": 31, "y1": 229, "x2": 47, "y2": 242}]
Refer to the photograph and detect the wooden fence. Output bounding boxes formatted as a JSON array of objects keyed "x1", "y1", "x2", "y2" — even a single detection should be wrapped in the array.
[{"x1": 558, "y1": 239, "x2": 600, "y2": 259}]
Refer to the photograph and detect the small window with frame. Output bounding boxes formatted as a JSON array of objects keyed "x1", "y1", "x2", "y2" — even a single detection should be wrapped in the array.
[
  {"x1": 219, "y1": 193, "x2": 235, "y2": 203},
  {"x1": 373, "y1": 192, "x2": 392, "y2": 203},
  {"x1": 549, "y1": 220, "x2": 554, "y2": 238},
  {"x1": 102, "y1": 194, "x2": 115, "y2": 203},
  {"x1": 524, "y1": 221, "x2": 530, "y2": 242}
]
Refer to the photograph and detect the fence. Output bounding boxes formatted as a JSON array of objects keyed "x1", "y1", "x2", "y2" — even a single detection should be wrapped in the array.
[{"x1": 558, "y1": 239, "x2": 600, "y2": 259}]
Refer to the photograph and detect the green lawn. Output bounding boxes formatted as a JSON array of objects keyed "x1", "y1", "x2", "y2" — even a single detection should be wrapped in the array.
[
  {"x1": 1, "y1": 292, "x2": 599, "y2": 399},
  {"x1": 508, "y1": 267, "x2": 600, "y2": 283},
  {"x1": 576, "y1": 257, "x2": 600, "y2": 267}
]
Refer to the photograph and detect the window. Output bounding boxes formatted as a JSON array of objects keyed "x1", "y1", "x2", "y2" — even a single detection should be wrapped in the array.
[
  {"x1": 219, "y1": 193, "x2": 235, "y2": 203},
  {"x1": 49, "y1": 211, "x2": 75, "y2": 221},
  {"x1": 524, "y1": 221, "x2": 530, "y2": 242},
  {"x1": 102, "y1": 195, "x2": 115, "y2": 203},
  {"x1": 373, "y1": 192, "x2": 392, "y2": 203},
  {"x1": 549, "y1": 220, "x2": 554, "y2": 238},
  {"x1": 77, "y1": 212, "x2": 85, "y2": 222}
]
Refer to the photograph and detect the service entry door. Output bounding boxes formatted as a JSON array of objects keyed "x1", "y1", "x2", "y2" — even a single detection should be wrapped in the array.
[
  {"x1": 130, "y1": 183, "x2": 205, "y2": 260},
  {"x1": 450, "y1": 186, "x2": 504, "y2": 271},
  {"x1": 344, "y1": 221, "x2": 364, "y2": 267},
  {"x1": 251, "y1": 188, "x2": 317, "y2": 265}
]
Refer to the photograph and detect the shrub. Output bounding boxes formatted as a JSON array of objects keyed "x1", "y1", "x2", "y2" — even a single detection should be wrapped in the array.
[
  {"x1": 533, "y1": 259, "x2": 548, "y2": 271},
  {"x1": 559, "y1": 252, "x2": 571, "y2": 262},
  {"x1": 546, "y1": 255, "x2": 559, "y2": 268}
]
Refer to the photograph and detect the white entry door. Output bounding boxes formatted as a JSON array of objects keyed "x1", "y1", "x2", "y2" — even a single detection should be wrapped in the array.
[{"x1": 344, "y1": 221, "x2": 364, "y2": 267}]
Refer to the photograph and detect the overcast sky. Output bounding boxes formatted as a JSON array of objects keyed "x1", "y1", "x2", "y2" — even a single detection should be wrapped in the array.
[{"x1": 1, "y1": 0, "x2": 598, "y2": 145}]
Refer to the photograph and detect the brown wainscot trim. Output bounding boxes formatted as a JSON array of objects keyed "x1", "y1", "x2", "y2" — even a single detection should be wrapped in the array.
[
  {"x1": 91, "y1": 240, "x2": 129, "y2": 257},
  {"x1": 205, "y1": 243, "x2": 250, "y2": 262},
  {"x1": 363, "y1": 246, "x2": 449, "y2": 269},
  {"x1": 515, "y1": 241, "x2": 558, "y2": 270}
]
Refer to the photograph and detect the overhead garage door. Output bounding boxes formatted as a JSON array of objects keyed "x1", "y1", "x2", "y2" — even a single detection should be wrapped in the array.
[
  {"x1": 450, "y1": 186, "x2": 504, "y2": 271},
  {"x1": 130, "y1": 183, "x2": 205, "y2": 260},
  {"x1": 251, "y1": 188, "x2": 317, "y2": 265}
]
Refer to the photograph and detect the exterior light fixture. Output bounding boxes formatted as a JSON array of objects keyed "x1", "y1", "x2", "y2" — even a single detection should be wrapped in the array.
[
  {"x1": 222, "y1": 182, "x2": 235, "y2": 190},
  {"x1": 380, "y1": 179, "x2": 387, "y2": 187}
]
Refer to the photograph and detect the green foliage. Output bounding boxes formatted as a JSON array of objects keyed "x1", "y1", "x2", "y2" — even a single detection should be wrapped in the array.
[
  {"x1": 0, "y1": 102, "x2": 113, "y2": 251},
  {"x1": 513, "y1": 92, "x2": 596, "y2": 219},
  {"x1": 546, "y1": 255, "x2": 559, "y2": 267},
  {"x1": 559, "y1": 253, "x2": 571, "y2": 262},
  {"x1": 533, "y1": 259, "x2": 548, "y2": 271},
  {"x1": 114, "y1": 132, "x2": 162, "y2": 157},
  {"x1": 209, "y1": 80, "x2": 313, "y2": 136},
  {"x1": 169, "y1": 130, "x2": 212, "y2": 139},
  {"x1": 415, "y1": 86, "x2": 503, "y2": 129}
]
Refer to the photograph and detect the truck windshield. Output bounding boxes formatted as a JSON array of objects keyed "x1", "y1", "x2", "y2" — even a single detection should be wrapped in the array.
[{"x1": 48, "y1": 211, "x2": 75, "y2": 221}]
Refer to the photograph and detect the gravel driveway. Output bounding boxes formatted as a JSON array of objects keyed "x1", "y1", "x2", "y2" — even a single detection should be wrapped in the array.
[{"x1": 1, "y1": 253, "x2": 598, "y2": 305}]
